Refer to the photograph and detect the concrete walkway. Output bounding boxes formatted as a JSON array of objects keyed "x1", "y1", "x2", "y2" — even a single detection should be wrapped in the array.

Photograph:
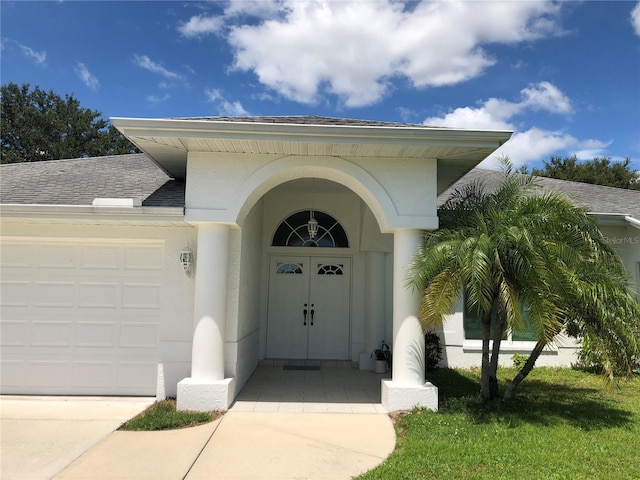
[
  {"x1": 0, "y1": 396, "x2": 155, "y2": 480},
  {"x1": 53, "y1": 411, "x2": 395, "y2": 480}
]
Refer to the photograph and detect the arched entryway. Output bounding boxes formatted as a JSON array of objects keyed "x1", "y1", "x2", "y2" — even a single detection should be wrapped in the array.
[{"x1": 111, "y1": 115, "x2": 510, "y2": 413}]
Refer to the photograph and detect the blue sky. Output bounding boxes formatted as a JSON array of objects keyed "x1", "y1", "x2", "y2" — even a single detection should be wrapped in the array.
[{"x1": 2, "y1": 0, "x2": 639, "y2": 170}]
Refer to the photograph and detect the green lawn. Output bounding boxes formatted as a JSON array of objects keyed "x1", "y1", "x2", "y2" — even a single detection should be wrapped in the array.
[
  {"x1": 359, "y1": 368, "x2": 640, "y2": 480},
  {"x1": 119, "y1": 399, "x2": 221, "y2": 431}
]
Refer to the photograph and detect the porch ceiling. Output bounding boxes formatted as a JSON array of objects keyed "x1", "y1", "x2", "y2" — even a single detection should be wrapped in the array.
[{"x1": 111, "y1": 117, "x2": 512, "y2": 193}]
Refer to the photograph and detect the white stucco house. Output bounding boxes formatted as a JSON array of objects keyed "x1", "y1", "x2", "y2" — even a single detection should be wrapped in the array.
[{"x1": 1, "y1": 116, "x2": 638, "y2": 412}]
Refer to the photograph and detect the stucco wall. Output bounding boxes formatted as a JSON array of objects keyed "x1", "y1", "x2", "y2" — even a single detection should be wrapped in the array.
[
  {"x1": 439, "y1": 297, "x2": 580, "y2": 369},
  {"x1": 225, "y1": 199, "x2": 264, "y2": 395},
  {"x1": 185, "y1": 152, "x2": 438, "y2": 231},
  {"x1": 600, "y1": 224, "x2": 640, "y2": 294}
]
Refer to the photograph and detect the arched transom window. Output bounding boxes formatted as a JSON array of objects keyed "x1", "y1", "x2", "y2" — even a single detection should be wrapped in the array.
[{"x1": 272, "y1": 210, "x2": 349, "y2": 248}]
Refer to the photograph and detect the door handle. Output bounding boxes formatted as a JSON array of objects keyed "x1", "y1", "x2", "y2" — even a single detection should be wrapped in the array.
[
  {"x1": 303, "y1": 303, "x2": 308, "y2": 326},
  {"x1": 310, "y1": 304, "x2": 315, "y2": 326}
]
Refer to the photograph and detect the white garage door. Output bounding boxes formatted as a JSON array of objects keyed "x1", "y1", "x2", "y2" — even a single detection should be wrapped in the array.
[{"x1": 1, "y1": 237, "x2": 163, "y2": 395}]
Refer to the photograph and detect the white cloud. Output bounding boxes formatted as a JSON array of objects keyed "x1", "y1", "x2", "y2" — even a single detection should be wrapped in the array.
[
  {"x1": 133, "y1": 54, "x2": 183, "y2": 80},
  {"x1": 424, "y1": 82, "x2": 572, "y2": 132},
  {"x1": 224, "y1": 0, "x2": 283, "y2": 19},
  {"x1": 520, "y1": 81, "x2": 573, "y2": 114},
  {"x1": 424, "y1": 103, "x2": 513, "y2": 131},
  {"x1": 177, "y1": 0, "x2": 284, "y2": 39},
  {"x1": 422, "y1": 81, "x2": 601, "y2": 169},
  {"x1": 632, "y1": 2, "x2": 640, "y2": 36},
  {"x1": 177, "y1": 14, "x2": 224, "y2": 38},
  {"x1": 485, "y1": 129, "x2": 578, "y2": 169},
  {"x1": 1, "y1": 38, "x2": 46, "y2": 65},
  {"x1": 397, "y1": 107, "x2": 417, "y2": 122},
  {"x1": 147, "y1": 94, "x2": 171, "y2": 103},
  {"x1": 205, "y1": 88, "x2": 249, "y2": 116},
  {"x1": 10, "y1": 39, "x2": 46, "y2": 65},
  {"x1": 485, "y1": 132, "x2": 611, "y2": 170},
  {"x1": 212, "y1": 0, "x2": 564, "y2": 107},
  {"x1": 572, "y1": 139, "x2": 613, "y2": 160},
  {"x1": 75, "y1": 62, "x2": 99, "y2": 90}
]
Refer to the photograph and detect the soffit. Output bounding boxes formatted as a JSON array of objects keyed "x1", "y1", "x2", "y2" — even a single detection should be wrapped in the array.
[{"x1": 113, "y1": 117, "x2": 512, "y2": 182}]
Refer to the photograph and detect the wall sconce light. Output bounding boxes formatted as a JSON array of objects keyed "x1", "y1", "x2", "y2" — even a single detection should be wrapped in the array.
[{"x1": 179, "y1": 247, "x2": 193, "y2": 274}]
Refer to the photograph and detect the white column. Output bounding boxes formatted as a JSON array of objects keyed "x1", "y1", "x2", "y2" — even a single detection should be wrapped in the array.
[
  {"x1": 359, "y1": 252, "x2": 386, "y2": 370},
  {"x1": 177, "y1": 223, "x2": 235, "y2": 411},
  {"x1": 191, "y1": 223, "x2": 229, "y2": 381},
  {"x1": 381, "y1": 228, "x2": 438, "y2": 411},
  {"x1": 391, "y1": 229, "x2": 424, "y2": 384}
]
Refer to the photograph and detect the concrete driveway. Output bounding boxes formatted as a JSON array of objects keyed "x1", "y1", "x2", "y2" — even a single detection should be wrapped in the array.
[{"x1": 0, "y1": 396, "x2": 154, "y2": 480}]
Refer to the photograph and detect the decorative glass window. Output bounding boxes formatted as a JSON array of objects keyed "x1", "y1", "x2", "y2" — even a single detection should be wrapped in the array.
[
  {"x1": 276, "y1": 262, "x2": 303, "y2": 274},
  {"x1": 317, "y1": 264, "x2": 344, "y2": 275},
  {"x1": 272, "y1": 210, "x2": 349, "y2": 248},
  {"x1": 463, "y1": 292, "x2": 536, "y2": 341}
]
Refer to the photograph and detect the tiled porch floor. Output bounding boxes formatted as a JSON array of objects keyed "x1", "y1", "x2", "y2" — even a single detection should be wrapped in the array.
[{"x1": 230, "y1": 363, "x2": 391, "y2": 413}]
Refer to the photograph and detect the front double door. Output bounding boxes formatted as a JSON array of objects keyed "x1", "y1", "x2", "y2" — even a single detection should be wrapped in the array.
[{"x1": 266, "y1": 256, "x2": 351, "y2": 360}]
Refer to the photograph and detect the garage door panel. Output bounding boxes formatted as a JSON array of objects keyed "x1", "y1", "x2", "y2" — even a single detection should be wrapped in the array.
[
  {"x1": 1, "y1": 360, "x2": 25, "y2": 388},
  {"x1": 31, "y1": 321, "x2": 73, "y2": 346},
  {"x1": 36, "y1": 244, "x2": 77, "y2": 268},
  {"x1": 0, "y1": 281, "x2": 30, "y2": 306},
  {"x1": 76, "y1": 322, "x2": 117, "y2": 347},
  {"x1": 0, "y1": 238, "x2": 163, "y2": 395},
  {"x1": 1, "y1": 243, "x2": 33, "y2": 267},
  {"x1": 122, "y1": 283, "x2": 161, "y2": 309},
  {"x1": 78, "y1": 283, "x2": 119, "y2": 308},
  {"x1": 81, "y1": 245, "x2": 121, "y2": 269},
  {"x1": 34, "y1": 281, "x2": 76, "y2": 307},
  {"x1": 120, "y1": 323, "x2": 158, "y2": 349},
  {"x1": 1, "y1": 320, "x2": 27, "y2": 346},
  {"x1": 74, "y1": 361, "x2": 115, "y2": 388},
  {"x1": 124, "y1": 245, "x2": 163, "y2": 270},
  {"x1": 117, "y1": 361, "x2": 157, "y2": 389},
  {"x1": 30, "y1": 361, "x2": 72, "y2": 387}
]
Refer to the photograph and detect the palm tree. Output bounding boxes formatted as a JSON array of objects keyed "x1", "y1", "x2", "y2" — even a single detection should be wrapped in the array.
[{"x1": 410, "y1": 160, "x2": 640, "y2": 402}]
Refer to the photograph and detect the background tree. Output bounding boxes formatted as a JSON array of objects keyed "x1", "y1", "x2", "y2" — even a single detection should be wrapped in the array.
[
  {"x1": 411, "y1": 160, "x2": 640, "y2": 403},
  {"x1": 1, "y1": 82, "x2": 138, "y2": 164},
  {"x1": 523, "y1": 155, "x2": 640, "y2": 190}
]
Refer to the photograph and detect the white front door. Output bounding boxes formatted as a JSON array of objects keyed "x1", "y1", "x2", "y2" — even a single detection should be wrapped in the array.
[{"x1": 266, "y1": 256, "x2": 350, "y2": 360}]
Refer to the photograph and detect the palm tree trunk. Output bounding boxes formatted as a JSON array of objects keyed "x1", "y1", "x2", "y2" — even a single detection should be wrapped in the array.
[
  {"x1": 479, "y1": 310, "x2": 493, "y2": 403},
  {"x1": 488, "y1": 314, "x2": 506, "y2": 400},
  {"x1": 504, "y1": 340, "x2": 546, "y2": 400}
]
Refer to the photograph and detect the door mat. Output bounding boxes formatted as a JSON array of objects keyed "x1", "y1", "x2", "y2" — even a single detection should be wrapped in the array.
[{"x1": 283, "y1": 365, "x2": 321, "y2": 371}]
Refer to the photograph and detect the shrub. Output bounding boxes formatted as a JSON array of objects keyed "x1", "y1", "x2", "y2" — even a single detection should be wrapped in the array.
[
  {"x1": 512, "y1": 354, "x2": 528, "y2": 370},
  {"x1": 425, "y1": 330, "x2": 443, "y2": 370}
]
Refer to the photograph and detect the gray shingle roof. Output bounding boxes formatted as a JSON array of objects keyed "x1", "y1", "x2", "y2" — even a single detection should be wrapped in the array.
[
  {"x1": 438, "y1": 168, "x2": 640, "y2": 219},
  {"x1": 172, "y1": 115, "x2": 438, "y2": 128},
  {"x1": 2, "y1": 154, "x2": 638, "y2": 221},
  {"x1": 0, "y1": 153, "x2": 185, "y2": 207}
]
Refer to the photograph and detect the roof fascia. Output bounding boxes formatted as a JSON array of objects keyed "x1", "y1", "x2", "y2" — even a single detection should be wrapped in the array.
[
  {"x1": 588, "y1": 212, "x2": 636, "y2": 228},
  {"x1": 625, "y1": 216, "x2": 640, "y2": 230},
  {"x1": 0, "y1": 204, "x2": 185, "y2": 223},
  {"x1": 111, "y1": 117, "x2": 512, "y2": 149}
]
